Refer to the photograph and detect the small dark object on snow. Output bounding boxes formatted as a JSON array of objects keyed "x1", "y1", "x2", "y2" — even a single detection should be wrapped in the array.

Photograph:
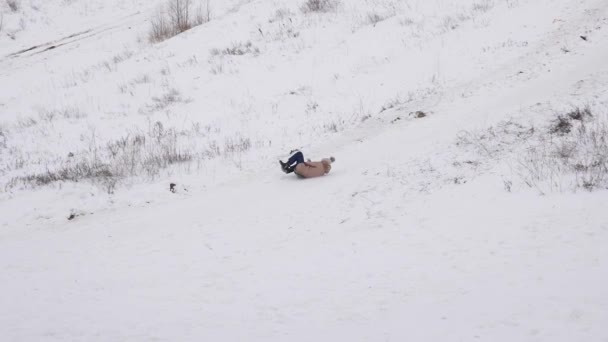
[
  {"x1": 549, "y1": 115, "x2": 572, "y2": 135},
  {"x1": 567, "y1": 106, "x2": 592, "y2": 121},
  {"x1": 413, "y1": 111, "x2": 427, "y2": 118},
  {"x1": 170, "y1": 183, "x2": 176, "y2": 193},
  {"x1": 67, "y1": 152, "x2": 74, "y2": 157},
  {"x1": 391, "y1": 116, "x2": 401, "y2": 124},
  {"x1": 580, "y1": 35, "x2": 588, "y2": 41},
  {"x1": 68, "y1": 213, "x2": 76, "y2": 220}
]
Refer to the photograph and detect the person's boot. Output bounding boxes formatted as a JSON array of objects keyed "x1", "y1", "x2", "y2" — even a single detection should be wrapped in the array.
[{"x1": 279, "y1": 160, "x2": 291, "y2": 173}]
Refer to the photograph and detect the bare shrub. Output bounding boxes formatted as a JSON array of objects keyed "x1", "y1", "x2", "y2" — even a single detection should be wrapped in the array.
[
  {"x1": 149, "y1": 7, "x2": 172, "y2": 43},
  {"x1": 300, "y1": 0, "x2": 338, "y2": 13},
  {"x1": 514, "y1": 127, "x2": 608, "y2": 193},
  {"x1": 194, "y1": 0, "x2": 212, "y2": 25},
  {"x1": 168, "y1": 0, "x2": 192, "y2": 33},
  {"x1": 7, "y1": 0, "x2": 20, "y2": 12},
  {"x1": 463, "y1": 107, "x2": 608, "y2": 193},
  {"x1": 149, "y1": 0, "x2": 211, "y2": 43}
]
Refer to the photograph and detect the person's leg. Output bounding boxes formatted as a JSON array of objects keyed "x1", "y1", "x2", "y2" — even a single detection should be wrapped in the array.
[{"x1": 286, "y1": 151, "x2": 304, "y2": 166}]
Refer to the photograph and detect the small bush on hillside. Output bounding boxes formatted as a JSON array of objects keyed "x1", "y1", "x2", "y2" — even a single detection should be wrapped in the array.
[
  {"x1": 149, "y1": 0, "x2": 211, "y2": 43},
  {"x1": 459, "y1": 106, "x2": 608, "y2": 193},
  {"x1": 517, "y1": 112, "x2": 608, "y2": 192},
  {"x1": 300, "y1": 0, "x2": 338, "y2": 13}
]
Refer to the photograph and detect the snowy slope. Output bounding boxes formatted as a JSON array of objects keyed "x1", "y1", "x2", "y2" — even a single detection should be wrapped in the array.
[{"x1": 1, "y1": 0, "x2": 608, "y2": 341}]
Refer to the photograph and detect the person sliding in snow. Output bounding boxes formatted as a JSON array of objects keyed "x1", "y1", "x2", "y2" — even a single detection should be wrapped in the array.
[{"x1": 279, "y1": 150, "x2": 335, "y2": 178}]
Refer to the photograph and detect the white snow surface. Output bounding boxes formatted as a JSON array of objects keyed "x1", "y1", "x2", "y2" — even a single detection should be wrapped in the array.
[{"x1": 1, "y1": 0, "x2": 608, "y2": 340}]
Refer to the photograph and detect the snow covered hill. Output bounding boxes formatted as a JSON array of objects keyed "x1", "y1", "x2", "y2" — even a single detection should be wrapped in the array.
[{"x1": 1, "y1": 0, "x2": 607, "y2": 340}]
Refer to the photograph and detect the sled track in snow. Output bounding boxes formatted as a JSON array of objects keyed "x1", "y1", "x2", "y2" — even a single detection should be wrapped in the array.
[{"x1": 2, "y1": 12, "x2": 144, "y2": 62}]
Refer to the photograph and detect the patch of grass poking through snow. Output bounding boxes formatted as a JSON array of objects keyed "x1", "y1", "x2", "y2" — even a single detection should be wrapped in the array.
[
  {"x1": 300, "y1": 0, "x2": 339, "y2": 13},
  {"x1": 38, "y1": 107, "x2": 87, "y2": 123},
  {"x1": 366, "y1": 12, "x2": 392, "y2": 27},
  {"x1": 3, "y1": 116, "x2": 263, "y2": 193},
  {"x1": 100, "y1": 49, "x2": 135, "y2": 72},
  {"x1": 521, "y1": 106, "x2": 606, "y2": 192},
  {"x1": 144, "y1": 88, "x2": 189, "y2": 113},
  {"x1": 207, "y1": 42, "x2": 259, "y2": 75},
  {"x1": 472, "y1": 0, "x2": 495, "y2": 13},
  {"x1": 210, "y1": 41, "x2": 260, "y2": 56},
  {"x1": 548, "y1": 107, "x2": 593, "y2": 135},
  {"x1": 7, "y1": 121, "x2": 194, "y2": 192},
  {"x1": 269, "y1": 8, "x2": 294, "y2": 23},
  {"x1": 458, "y1": 106, "x2": 608, "y2": 193}
]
